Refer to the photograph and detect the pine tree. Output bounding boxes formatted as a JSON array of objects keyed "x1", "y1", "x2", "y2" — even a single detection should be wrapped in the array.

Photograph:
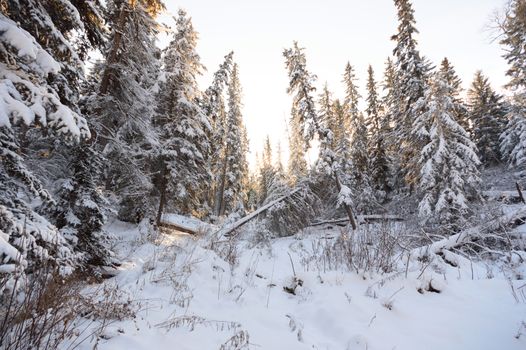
[
  {"x1": 342, "y1": 62, "x2": 374, "y2": 211},
  {"x1": 467, "y1": 71, "x2": 507, "y2": 165},
  {"x1": 440, "y1": 58, "x2": 470, "y2": 134},
  {"x1": 343, "y1": 62, "x2": 361, "y2": 136},
  {"x1": 155, "y1": 8, "x2": 210, "y2": 220},
  {"x1": 53, "y1": 144, "x2": 112, "y2": 267},
  {"x1": 500, "y1": 95, "x2": 526, "y2": 174},
  {"x1": 287, "y1": 105, "x2": 308, "y2": 185},
  {"x1": 331, "y1": 99, "x2": 353, "y2": 175},
  {"x1": 0, "y1": 13, "x2": 91, "y2": 286},
  {"x1": 258, "y1": 136, "x2": 275, "y2": 204},
  {"x1": 391, "y1": 0, "x2": 429, "y2": 191},
  {"x1": 284, "y1": 43, "x2": 357, "y2": 229},
  {"x1": 499, "y1": 0, "x2": 526, "y2": 175},
  {"x1": 219, "y1": 63, "x2": 249, "y2": 215},
  {"x1": 381, "y1": 57, "x2": 401, "y2": 191},
  {"x1": 88, "y1": 0, "x2": 163, "y2": 222},
  {"x1": 2, "y1": 0, "x2": 106, "y2": 108},
  {"x1": 414, "y1": 72, "x2": 481, "y2": 224},
  {"x1": 318, "y1": 84, "x2": 337, "y2": 151},
  {"x1": 203, "y1": 52, "x2": 234, "y2": 215},
  {"x1": 366, "y1": 65, "x2": 390, "y2": 201}
]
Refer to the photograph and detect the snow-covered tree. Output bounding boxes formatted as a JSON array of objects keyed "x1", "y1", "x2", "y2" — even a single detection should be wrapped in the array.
[
  {"x1": 218, "y1": 63, "x2": 249, "y2": 216},
  {"x1": 155, "y1": 8, "x2": 210, "y2": 220},
  {"x1": 440, "y1": 58, "x2": 470, "y2": 134},
  {"x1": 500, "y1": 95, "x2": 526, "y2": 174},
  {"x1": 342, "y1": 63, "x2": 374, "y2": 211},
  {"x1": 0, "y1": 14, "x2": 91, "y2": 288},
  {"x1": 366, "y1": 65, "x2": 390, "y2": 201},
  {"x1": 318, "y1": 84, "x2": 337, "y2": 151},
  {"x1": 467, "y1": 71, "x2": 507, "y2": 165},
  {"x1": 391, "y1": 0, "x2": 430, "y2": 191},
  {"x1": 258, "y1": 136, "x2": 275, "y2": 204},
  {"x1": 414, "y1": 72, "x2": 481, "y2": 224},
  {"x1": 287, "y1": 105, "x2": 308, "y2": 185},
  {"x1": 88, "y1": 0, "x2": 163, "y2": 222},
  {"x1": 499, "y1": 0, "x2": 526, "y2": 175},
  {"x1": 284, "y1": 43, "x2": 357, "y2": 228},
  {"x1": 202, "y1": 52, "x2": 234, "y2": 214},
  {"x1": 331, "y1": 99, "x2": 353, "y2": 175},
  {"x1": 52, "y1": 144, "x2": 112, "y2": 267}
]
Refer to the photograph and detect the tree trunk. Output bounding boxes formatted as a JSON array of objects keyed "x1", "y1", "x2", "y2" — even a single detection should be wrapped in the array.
[
  {"x1": 517, "y1": 182, "x2": 526, "y2": 205},
  {"x1": 99, "y1": 4, "x2": 128, "y2": 95},
  {"x1": 156, "y1": 161, "x2": 167, "y2": 226},
  {"x1": 334, "y1": 174, "x2": 358, "y2": 230},
  {"x1": 215, "y1": 188, "x2": 301, "y2": 239},
  {"x1": 215, "y1": 144, "x2": 229, "y2": 217}
]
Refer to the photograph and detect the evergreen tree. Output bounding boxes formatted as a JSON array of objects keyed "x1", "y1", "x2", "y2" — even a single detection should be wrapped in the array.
[
  {"x1": 203, "y1": 52, "x2": 234, "y2": 215},
  {"x1": 284, "y1": 42, "x2": 357, "y2": 229},
  {"x1": 287, "y1": 105, "x2": 308, "y2": 185},
  {"x1": 467, "y1": 71, "x2": 507, "y2": 165},
  {"x1": 342, "y1": 62, "x2": 374, "y2": 211},
  {"x1": 391, "y1": 0, "x2": 429, "y2": 191},
  {"x1": 440, "y1": 58, "x2": 470, "y2": 134},
  {"x1": 500, "y1": 95, "x2": 526, "y2": 174},
  {"x1": 0, "y1": 13, "x2": 91, "y2": 286},
  {"x1": 258, "y1": 136, "x2": 275, "y2": 204},
  {"x1": 414, "y1": 72, "x2": 481, "y2": 224},
  {"x1": 499, "y1": 0, "x2": 526, "y2": 175},
  {"x1": 381, "y1": 57, "x2": 401, "y2": 190},
  {"x1": 219, "y1": 63, "x2": 249, "y2": 215},
  {"x1": 318, "y1": 84, "x2": 337, "y2": 151},
  {"x1": 53, "y1": 144, "x2": 112, "y2": 267},
  {"x1": 155, "y1": 8, "x2": 210, "y2": 220},
  {"x1": 331, "y1": 99, "x2": 353, "y2": 175},
  {"x1": 343, "y1": 62, "x2": 361, "y2": 136},
  {"x1": 88, "y1": 0, "x2": 163, "y2": 222},
  {"x1": 366, "y1": 65, "x2": 390, "y2": 201}
]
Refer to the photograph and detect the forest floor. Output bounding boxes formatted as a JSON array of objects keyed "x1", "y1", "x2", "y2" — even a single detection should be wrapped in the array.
[{"x1": 64, "y1": 169, "x2": 526, "y2": 350}]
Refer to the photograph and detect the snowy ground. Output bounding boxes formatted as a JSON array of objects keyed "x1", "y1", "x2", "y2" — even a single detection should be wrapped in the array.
[{"x1": 67, "y1": 215, "x2": 526, "y2": 350}]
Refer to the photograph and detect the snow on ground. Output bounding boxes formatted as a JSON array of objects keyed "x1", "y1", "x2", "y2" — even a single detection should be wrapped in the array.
[{"x1": 69, "y1": 217, "x2": 526, "y2": 350}]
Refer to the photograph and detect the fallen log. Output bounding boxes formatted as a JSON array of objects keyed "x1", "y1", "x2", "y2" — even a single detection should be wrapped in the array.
[
  {"x1": 160, "y1": 213, "x2": 213, "y2": 235},
  {"x1": 215, "y1": 188, "x2": 301, "y2": 239},
  {"x1": 412, "y1": 206, "x2": 526, "y2": 257},
  {"x1": 310, "y1": 214, "x2": 405, "y2": 227}
]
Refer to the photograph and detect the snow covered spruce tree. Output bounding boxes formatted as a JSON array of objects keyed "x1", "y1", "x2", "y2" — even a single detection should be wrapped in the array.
[
  {"x1": 391, "y1": 0, "x2": 430, "y2": 192},
  {"x1": 52, "y1": 144, "x2": 112, "y2": 267},
  {"x1": 365, "y1": 65, "x2": 391, "y2": 202},
  {"x1": 88, "y1": 0, "x2": 164, "y2": 222},
  {"x1": 202, "y1": 52, "x2": 234, "y2": 217},
  {"x1": 215, "y1": 63, "x2": 249, "y2": 216},
  {"x1": 258, "y1": 136, "x2": 275, "y2": 204},
  {"x1": 413, "y1": 71, "x2": 481, "y2": 225},
  {"x1": 284, "y1": 42, "x2": 357, "y2": 229},
  {"x1": 155, "y1": 9, "x2": 212, "y2": 221},
  {"x1": 288, "y1": 105, "x2": 309, "y2": 185},
  {"x1": 331, "y1": 99, "x2": 353, "y2": 177},
  {"x1": 467, "y1": 71, "x2": 507, "y2": 165},
  {"x1": 499, "y1": 0, "x2": 526, "y2": 176},
  {"x1": 440, "y1": 58, "x2": 471, "y2": 136},
  {"x1": 343, "y1": 62, "x2": 374, "y2": 212},
  {"x1": 0, "y1": 13, "x2": 92, "y2": 287}
]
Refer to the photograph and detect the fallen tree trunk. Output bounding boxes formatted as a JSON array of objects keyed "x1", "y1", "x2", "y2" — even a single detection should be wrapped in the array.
[
  {"x1": 310, "y1": 214, "x2": 405, "y2": 227},
  {"x1": 215, "y1": 188, "x2": 301, "y2": 239},
  {"x1": 160, "y1": 213, "x2": 213, "y2": 235},
  {"x1": 412, "y1": 206, "x2": 526, "y2": 257}
]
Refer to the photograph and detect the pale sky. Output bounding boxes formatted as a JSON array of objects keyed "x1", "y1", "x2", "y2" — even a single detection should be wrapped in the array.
[{"x1": 159, "y1": 0, "x2": 508, "y2": 169}]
